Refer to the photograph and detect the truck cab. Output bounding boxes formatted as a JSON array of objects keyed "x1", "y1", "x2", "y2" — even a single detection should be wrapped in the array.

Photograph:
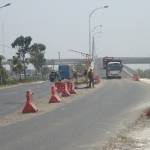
[{"x1": 103, "y1": 56, "x2": 113, "y2": 69}]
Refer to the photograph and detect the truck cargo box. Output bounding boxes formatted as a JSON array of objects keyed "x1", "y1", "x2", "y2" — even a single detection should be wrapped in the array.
[{"x1": 58, "y1": 65, "x2": 73, "y2": 80}]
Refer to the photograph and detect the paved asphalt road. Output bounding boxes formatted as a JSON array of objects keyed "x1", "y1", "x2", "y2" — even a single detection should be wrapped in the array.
[
  {"x1": 0, "y1": 79, "x2": 150, "y2": 150},
  {"x1": 0, "y1": 81, "x2": 51, "y2": 116}
]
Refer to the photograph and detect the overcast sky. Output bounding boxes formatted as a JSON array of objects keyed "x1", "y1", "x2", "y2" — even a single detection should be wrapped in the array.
[{"x1": 0, "y1": 0, "x2": 150, "y2": 60}]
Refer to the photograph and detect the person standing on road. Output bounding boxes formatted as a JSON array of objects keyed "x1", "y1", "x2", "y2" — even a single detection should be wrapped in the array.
[{"x1": 88, "y1": 68, "x2": 94, "y2": 88}]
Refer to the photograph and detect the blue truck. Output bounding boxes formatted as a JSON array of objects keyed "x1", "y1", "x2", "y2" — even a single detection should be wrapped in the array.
[{"x1": 58, "y1": 65, "x2": 73, "y2": 80}]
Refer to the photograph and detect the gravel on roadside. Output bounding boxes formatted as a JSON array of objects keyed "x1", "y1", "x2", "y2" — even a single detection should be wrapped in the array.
[{"x1": 102, "y1": 108, "x2": 150, "y2": 150}]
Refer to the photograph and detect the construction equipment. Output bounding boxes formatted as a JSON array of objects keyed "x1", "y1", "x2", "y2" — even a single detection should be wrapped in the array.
[{"x1": 69, "y1": 49, "x2": 91, "y2": 69}]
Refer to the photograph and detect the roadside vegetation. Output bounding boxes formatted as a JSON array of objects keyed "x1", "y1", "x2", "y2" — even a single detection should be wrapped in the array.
[
  {"x1": 0, "y1": 35, "x2": 50, "y2": 86},
  {"x1": 0, "y1": 55, "x2": 8, "y2": 84},
  {"x1": 137, "y1": 69, "x2": 150, "y2": 78}
]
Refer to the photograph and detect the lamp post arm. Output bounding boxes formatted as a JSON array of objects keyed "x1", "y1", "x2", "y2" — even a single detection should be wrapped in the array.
[
  {"x1": 0, "y1": 3, "x2": 11, "y2": 9},
  {"x1": 89, "y1": 7, "x2": 104, "y2": 19}
]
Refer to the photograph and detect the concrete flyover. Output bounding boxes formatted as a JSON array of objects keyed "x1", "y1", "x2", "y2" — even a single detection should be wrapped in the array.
[
  {"x1": 44, "y1": 57, "x2": 150, "y2": 77},
  {"x1": 45, "y1": 57, "x2": 150, "y2": 65},
  {"x1": 3, "y1": 57, "x2": 150, "y2": 66},
  {"x1": 45, "y1": 59, "x2": 87, "y2": 65},
  {"x1": 113, "y1": 57, "x2": 150, "y2": 64}
]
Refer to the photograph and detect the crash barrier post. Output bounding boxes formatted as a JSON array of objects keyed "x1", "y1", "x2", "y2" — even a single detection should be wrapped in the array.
[
  {"x1": 66, "y1": 81, "x2": 71, "y2": 93},
  {"x1": 61, "y1": 82, "x2": 71, "y2": 97},
  {"x1": 132, "y1": 74, "x2": 140, "y2": 81},
  {"x1": 55, "y1": 81, "x2": 62, "y2": 93},
  {"x1": 22, "y1": 90, "x2": 38, "y2": 113},
  {"x1": 68, "y1": 81, "x2": 77, "y2": 94},
  {"x1": 94, "y1": 75, "x2": 101, "y2": 84},
  {"x1": 49, "y1": 86, "x2": 61, "y2": 103},
  {"x1": 143, "y1": 108, "x2": 150, "y2": 118},
  {"x1": 145, "y1": 110, "x2": 150, "y2": 118}
]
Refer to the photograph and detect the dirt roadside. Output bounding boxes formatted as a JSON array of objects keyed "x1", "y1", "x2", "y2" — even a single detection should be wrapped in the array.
[{"x1": 102, "y1": 109, "x2": 150, "y2": 150}]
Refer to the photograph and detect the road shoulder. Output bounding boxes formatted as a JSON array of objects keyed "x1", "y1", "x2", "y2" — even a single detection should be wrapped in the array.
[
  {"x1": 102, "y1": 101, "x2": 150, "y2": 149},
  {"x1": 0, "y1": 81, "x2": 46, "y2": 90}
]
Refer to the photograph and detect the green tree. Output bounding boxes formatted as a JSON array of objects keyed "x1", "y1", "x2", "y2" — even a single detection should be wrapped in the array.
[
  {"x1": 12, "y1": 55, "x2": 23, "y2": 80},
  {"x1": 41, "y1": 65, "x2": 50, "y2": 79},
  {"x1": 0, "y1": 55, "x2": 8, "y2": 84},
  {"x1": 0, "y1": 55, "x2": 4, "y2": 65},
  {"x1": 30, "y1": 43, "x2": 46, "y2": 74},
  {"x1": 11, "y1": 36, "x2": 32, "y2": 79}
]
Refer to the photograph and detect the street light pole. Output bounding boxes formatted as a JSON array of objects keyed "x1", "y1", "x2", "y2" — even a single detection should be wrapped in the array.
[
  {"x1": 88, "y1": 5, "x2": 108, "y2": 56},
  {"x1": 58, "y1": 51, "x2": 61, "y2": 63},
  {"x1": 91, "y1": 23, "x2": 103, "y2": 61},
  {"x1": 92, "y1": 24, "x2": 103, "y2": 33},
  {"x1": 92, "y1": 31, "x2": 103, "y2": 60},
  {"x1": 0, "y1": 3, "x2": 11, "y2": 56}
]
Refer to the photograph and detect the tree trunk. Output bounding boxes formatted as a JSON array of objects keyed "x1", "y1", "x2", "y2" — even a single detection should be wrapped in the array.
[
  {"x1": 23, "y1": 55, "x2": 26, "y2": 80},
  {"x1": 19, "y1": 71, "x2": 22, "y2": 81}
]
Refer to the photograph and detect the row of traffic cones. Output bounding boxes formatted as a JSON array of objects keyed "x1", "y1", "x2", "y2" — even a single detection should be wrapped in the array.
[
  {"x1": 49, "y1": 81, "x2": 76, "y2": 103},
  {"x1": 22, "y1": 81, "x2": 76, "y2": 113}
]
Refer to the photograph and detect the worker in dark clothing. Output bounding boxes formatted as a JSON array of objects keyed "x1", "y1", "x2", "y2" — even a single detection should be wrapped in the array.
[
  {"x1": 88, "y1": 68, "x2": 94, "y2": 88},
  {"x1": 49, "y1": 71, "x2": 59, "y2": 82}
]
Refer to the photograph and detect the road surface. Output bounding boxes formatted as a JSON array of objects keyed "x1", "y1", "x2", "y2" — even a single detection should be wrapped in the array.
[
  {"x1": 0, "y1": 81, "x2": 51, "y2": 116},
  {"x1": 0, "y1": 58, "x2": 131, "y2": 117},
  {"x1": 0, "y1": 79, "x2": 149, "y2": 150}
]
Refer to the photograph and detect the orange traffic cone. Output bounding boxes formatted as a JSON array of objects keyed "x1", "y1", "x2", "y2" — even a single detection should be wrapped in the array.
[
  {"x1": 22, "y1": 90, "x2": 38, "y2": 113},
  {"x1": 49, "y1": 86, "x2": 61, "y2": 103},
  {"x1": 61, "y1": 83, "x2": 71, "y2": 97},
  {"x1": 69, "y1": 82, "x2": 77, "y2": 94}
]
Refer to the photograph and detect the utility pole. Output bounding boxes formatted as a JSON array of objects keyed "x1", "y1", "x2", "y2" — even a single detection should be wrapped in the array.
[
  {"x1": 2, "y1": 21, "x2": 5, "y2": 54},
  {"x1": 58, "y1": 52, "x2": 61, "y2": 62},
  {"x1": 0, "y1": 3, "x2": 11, "y2": 55},
  {"x1": 92, "y1": 36, "x2": 95, "y2": 61},
  {"x1": 88, "y1": 5, "x2": 108, "y2": 56}
]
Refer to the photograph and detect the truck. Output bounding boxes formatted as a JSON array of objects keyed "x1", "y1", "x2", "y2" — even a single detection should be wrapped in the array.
[
  {"x1": 106, "y1": 59, "x2": 123, "y2": 79},
  {"x1": 49, "y1": 71, "x2": 59, "y2": 82},
  {"x1": 58, "y1": 65, "x2": 73, "y2": 80}
]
